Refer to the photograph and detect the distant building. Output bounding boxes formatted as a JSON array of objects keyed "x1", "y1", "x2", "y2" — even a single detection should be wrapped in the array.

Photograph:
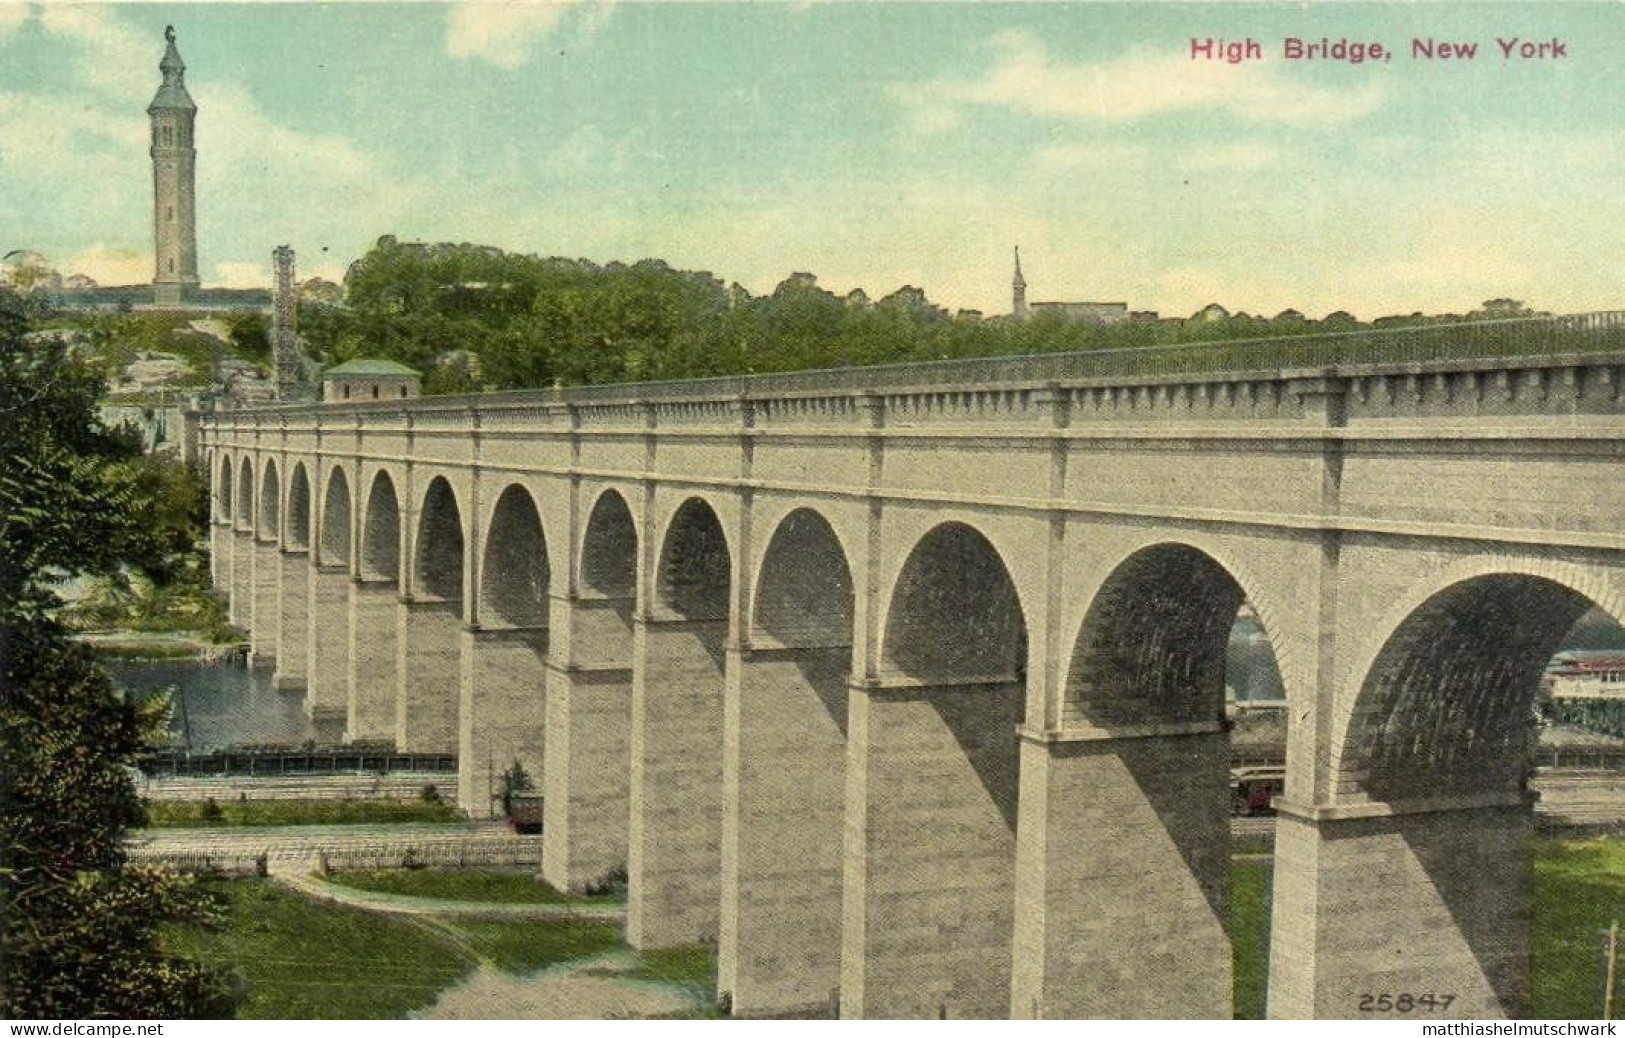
[
  {"x1": 322, "y1": 359, "x2": 422, "y2": 403},
  {"x1": 149, "y1": 26, "x2": 199, "y2": 307},
  {"x1": 1547, "y1": 652, "x2": 1625, "y2": 701},
  {"x1": 1010, "y1": 247, "x2": 1130, "y2": 324}
]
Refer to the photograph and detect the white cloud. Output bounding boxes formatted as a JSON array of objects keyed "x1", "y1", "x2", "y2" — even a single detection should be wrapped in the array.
[
  {"x1": 62, "y1": 243, "x2": 150, "y2": 285},
  {"x1": 0, "y1": 5, "x2": 31, "y2": 40},
  {"x1": 896, "y1": 31, "x2": 1386, "y2": 135},
  {"x1": 1181, "y1": 143, "x2": 1280, "y2": 172},
  {"x1": 1034, "y1": 141, "x2": 1148, "y2": 174},
  {"x1": 37, "y1": 5, "x2": 154, "y2": 100},
  {"x1": 445, "y1": 1, "x2": 613, "y2": 70}
]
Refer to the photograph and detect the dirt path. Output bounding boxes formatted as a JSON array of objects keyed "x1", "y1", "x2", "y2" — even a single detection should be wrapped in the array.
[
  {"x1": 268, "y1": 863, "x2": 624, "y2": 920},
  {"x1": 415, "y1": 955, "x2": 703, "y2": 1020}
]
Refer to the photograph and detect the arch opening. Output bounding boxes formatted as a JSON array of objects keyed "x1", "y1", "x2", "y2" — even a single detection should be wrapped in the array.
[
  {"x1": 361, "y1": 472, "x2": 401, "y2": 584},
  {"x1": 480, "y1": 485, "x2": 549, "y2": 627},
  {"x1": 883, "y1": 521, "x2": 1026, "y2": 686},
  {"x1": 1343, "y1": 574, "x2": 1603, "y2": 804},
  {"x1": 286, "y1": 463, "x2": 311, "y2": 550},
  {"x1": 413, "y1": 476, "x2": 464, "y2": 602},
  {"x1": 752, "y1": 509, "x2": 854, "y2": 652},
  {"x1": 217, "y1": 455, "x2": 233, "y2": 521},
  {"x1": 581, "y1": 490, "x2": 637, "y2": 601},
  {"x1": 320, "y1": 468, "x2": 352, "y2": 564},
  {"x1": 235, "y1": 460, "x2": 253, "y2": 529},
  {"x1": 257, "y1": 460, "x2": 280, "y2": 541},
  {"x1": 657, "y1": 498, "x2": 730, "y2": 625}
]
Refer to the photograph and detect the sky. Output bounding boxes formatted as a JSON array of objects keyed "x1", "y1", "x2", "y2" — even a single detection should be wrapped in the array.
[{"x1": 1, "y1": 1, "x2": 1622, "y2": 318}]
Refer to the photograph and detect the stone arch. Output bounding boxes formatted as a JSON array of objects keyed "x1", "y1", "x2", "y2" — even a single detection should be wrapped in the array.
[
  {"x1": 1340, "y1": 570, "x2": 1607, "y2": 803},
  {"x1": 257, "y1": 458, "x2": 280, "y2": 542},
  {"x1": 655, "y1": 497, "x2": 731, "y2": 623},
  {"x1": 286, "y1": 462, "x2": 311, "y2": 550},
  {"x1": 1064, "y1": 542, "x2": 1267, "y2": 729},
  {"x1": 216, "y1": 453, "x2": 233, "y2": 521},
  {"x1": 580, "y1": 488, "x2": 638, "y2": 600},
  {"x1": 320, "y1": 467, "x2": 352, "y2": 564},
  {"x1": 882, "y1": 520, "x2": 1027, "y2": 684},
  {"x1": 480, "y1": 483, "x2": 549, "y2": 627},
  {"x1": 235, "y1": 456, "x2": 254, "y2": 529},
  {"x1": 361, "y1": 470, "x2": 401, "y2": 584},
  {"x1": 413, "y1": 476, "x2": 465, "y2": 602},
  {"x1": 750, "y1": 507, "x2": 855, "y2": 650}
]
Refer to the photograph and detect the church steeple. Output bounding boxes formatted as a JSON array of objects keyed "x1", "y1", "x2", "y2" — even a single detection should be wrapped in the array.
[
  {"x1": 1012, "y1": 245, "x2": 1028, "y2": 321},
  {"x1": 150, "y1": 25, "x2": 199, "y2": 306}
]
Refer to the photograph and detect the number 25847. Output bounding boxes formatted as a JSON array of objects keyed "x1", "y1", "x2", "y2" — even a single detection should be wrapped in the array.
[{"x1": 1359, "y1": 993, "x2": 1456, "y2": 1013}]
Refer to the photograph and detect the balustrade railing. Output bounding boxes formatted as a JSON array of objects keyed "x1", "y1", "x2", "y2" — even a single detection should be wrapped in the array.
[{"x1": 210, "y1": 311, "x2": 1625, "y2": 421}]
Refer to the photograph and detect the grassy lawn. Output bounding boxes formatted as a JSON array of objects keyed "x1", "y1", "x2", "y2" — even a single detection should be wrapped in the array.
[
  {"x1": 143, "y1": 798, "x2": 465, "y2": 828},
  {"x1": 323, "y1": 868, "x2": 621, "y2": 905},
  {"x1": 1227, "y1": 836, "x2": 1623, "y2": 1020},
  {"x1": 165, "y1": 880, "x2": 472, "y2": 1019},
  {"x1": 1530, "y1": 839, "x2": 1624, "y2": 1020},
  {"x1": 444, "y1": 917, "x2": 622, "y2": 973},
  {"x1": 1229, "y1": 858, "x2": 1272, "y2": 1020}
]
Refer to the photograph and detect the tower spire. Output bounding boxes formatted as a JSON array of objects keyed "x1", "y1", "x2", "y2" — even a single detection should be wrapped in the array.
[
  {"x1": 1012, "y1": 245, "x2": 1028, "y2": 321},
  {"x1": 150, "y1": 25, "x2": 199, "y2": 306}
]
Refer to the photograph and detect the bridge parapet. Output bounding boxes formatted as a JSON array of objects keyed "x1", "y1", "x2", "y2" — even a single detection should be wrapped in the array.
[{"x1": 210, "y1": 312, "x2": 1625, "y2": 437}]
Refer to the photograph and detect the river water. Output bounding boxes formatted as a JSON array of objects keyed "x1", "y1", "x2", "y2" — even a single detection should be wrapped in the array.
[{"x1": 104, "y1": 659, "x2": 341, "y2": 752}]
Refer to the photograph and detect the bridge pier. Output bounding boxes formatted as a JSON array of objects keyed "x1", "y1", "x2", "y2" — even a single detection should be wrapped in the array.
[
  {"x1": 271, "y1": 548, "x2": 308, "y2": 692},
  {"x1": 1268, "y1": 796, "x2": 1534, "y2": 1020},
  {"x1": 718, "y1": 645, "x2": 849, "y2": 1017},
  {"x1": 347, "y1": 578, "x2": 398, "y2": 741},
  {"x1": 230, "y1": 528, "x2": 253, "y2": 626},
  {"x1": 626, "y1": 615, "x2": 727, "y2": 949},
  {"x1": 209, "y1": 517, "x2": 229, "y2": 591},
  {"x1": 1010, "y1": 728, "x2": 1231, "y2": 1019},
  {"x1": 396, "y1": 598, "x2": 460, "y2": 754},
  {"x1": 304, "y1": 562, "x2": 350, "y2": 722},
  {"x1": 458, "y1": 625, "x2": 546, "y2": 818},
  {"x1": 250, "y1": 537, "x2": 280, "y2": 669},
  {"x1": 840, "y1": 678, "x2": 1023, "y2": 1019}
]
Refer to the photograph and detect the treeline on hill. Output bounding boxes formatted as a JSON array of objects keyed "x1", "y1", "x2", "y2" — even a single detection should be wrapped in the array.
[{"x1": 297, "y1": 237, "x2": 1545, "y2": 394}]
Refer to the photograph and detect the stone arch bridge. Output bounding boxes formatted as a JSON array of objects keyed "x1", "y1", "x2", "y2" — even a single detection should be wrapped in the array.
[{"x1": 197, "y1": 316, "x2": 1625, "y2": 1019}]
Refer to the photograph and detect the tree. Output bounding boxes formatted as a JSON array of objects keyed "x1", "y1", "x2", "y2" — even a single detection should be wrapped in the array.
[{"x1": 0, "y1": 288, "x2": 235, "y2": 1018}]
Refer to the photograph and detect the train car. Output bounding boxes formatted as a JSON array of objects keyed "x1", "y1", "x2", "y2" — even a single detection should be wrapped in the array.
[{"x1": 1232, "y1": 765, "x2": 1286, "y2": 816}]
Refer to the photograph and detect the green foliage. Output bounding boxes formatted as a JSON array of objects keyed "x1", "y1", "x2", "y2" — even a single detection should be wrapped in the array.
[
  {"x1": 444, "y1": 917, "x2": 621, "y2": 973},
  {"x1": 1545, "y1": 699, "x2": 1625, "y2": 739},
  {"x1": 141, "y1": 798, "x2": 465, "y2": 829},
  {"x1": 0, "y1": 288, "x2": 235, "y2": 1018},
  {"x1": 1529, "y1": 839, "x2": 1625, "y2": 1019},
  {"x1": 302, "y1": 237, "x2": 1546, "y2": 396}
]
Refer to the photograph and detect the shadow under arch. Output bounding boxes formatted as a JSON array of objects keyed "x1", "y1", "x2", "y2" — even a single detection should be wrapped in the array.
[
  {"x1": 655, "y1": 497, "x2": 731, "y2": 667},
  {"x1": 257, "y1": 459, "x2": 280, "y2": 542},
  {"x1": 235, "y1": 458, "x2": 253, "y2": 529},
  {"x1": 1065, "y1": 542, "x2": 1280, "y2": 926},
  {"x1": 859, "y1": 519, "x2": 1026, "y2": 1017},
  {"x1": 319, "y1": 467, "x2": 351, "y2": 564},
  {"x1": 1330, "y1": 571, "x2": 1614, "y2": 1017},
  {"x1": 883, "y1": 520, "x2": 1026, "y2": 828},
  {"x1": 216, "y1": 454, "x2": 233, "y2": 520},
  {"x1": 413, "y1": 476, "x2": 464, "y2": 603},
  {"x1": 285, "y1": 463, "x2": 311, "y2": 550},
  {"x1": 360, "y1": 471, "x2": 400, "y2": 584},
  {"x1": 751, "y1": 507, "x2": 854, "y2": 732},
  {"x1": 481, "y1": 484, "x2": 550, "y2": 627}
]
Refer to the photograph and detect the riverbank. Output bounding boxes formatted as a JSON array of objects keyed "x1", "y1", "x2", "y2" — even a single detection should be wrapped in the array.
[{"x1": 75, "y1": 629, "x2": 246, "y2": 661}]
